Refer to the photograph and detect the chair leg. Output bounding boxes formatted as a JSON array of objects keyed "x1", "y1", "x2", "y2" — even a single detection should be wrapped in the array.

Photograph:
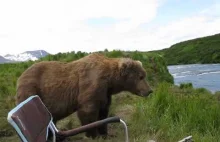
[
  {"x1": 49, "y1": 124, "x2": 56, "y2": 142},
  {"x1": 49, "y1": 122, "x2": 67, "y2": 142}
]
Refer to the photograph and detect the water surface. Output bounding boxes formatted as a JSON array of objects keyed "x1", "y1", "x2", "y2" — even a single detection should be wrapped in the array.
[{"x1": 168, "y1": 64, "x2": 220, "y2": 93}]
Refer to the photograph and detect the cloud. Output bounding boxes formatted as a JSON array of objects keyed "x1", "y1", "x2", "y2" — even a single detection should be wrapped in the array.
[
  {"x1": 0, "y1": 0, "x2": 160, "y2": 55},
  {"x1": 150, "y1": 3, "x2": 220, "y2": 50},
  {"x1": 118, "y1": 2, "x2": 220, "y2": 52},
  {"x1": 0, "y1": 0, "x2": 220, "y2": 55}
]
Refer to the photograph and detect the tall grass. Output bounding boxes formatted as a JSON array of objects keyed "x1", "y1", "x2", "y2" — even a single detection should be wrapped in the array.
[
  {"x1": 1, "y1": 52, "x2": 219, "y2": 141},
  {"x1": 130, "y1": 82, "x2": 220, "y2": 142}
]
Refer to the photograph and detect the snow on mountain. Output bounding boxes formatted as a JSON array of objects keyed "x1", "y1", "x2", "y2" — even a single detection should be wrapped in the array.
[
  {"x1": 3, "y1": 50, "x2": 49, "y2": 62},
  {"x1": 4, "y1": 53, "x2": 38, "y2": 61},
  {"x1": 0, "y1": 55, "x2": 13, "y2": 63},
  {"x1": 23, "y1": 50, "x2": 49, "y2": 59}
]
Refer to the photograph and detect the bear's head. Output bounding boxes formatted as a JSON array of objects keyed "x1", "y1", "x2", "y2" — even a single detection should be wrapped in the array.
[{"x1": 118, "y1": 58, "x2": 153, "y2": 97}]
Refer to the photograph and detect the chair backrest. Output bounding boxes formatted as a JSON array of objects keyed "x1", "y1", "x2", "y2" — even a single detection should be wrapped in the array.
[{"x1": 7, "y1": 95, "x2": 52, "y2": 142}]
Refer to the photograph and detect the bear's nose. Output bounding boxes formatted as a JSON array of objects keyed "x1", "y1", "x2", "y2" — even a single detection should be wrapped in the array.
[{"x1": 149, "y1": 90, "x2": 153, "y2": 94}]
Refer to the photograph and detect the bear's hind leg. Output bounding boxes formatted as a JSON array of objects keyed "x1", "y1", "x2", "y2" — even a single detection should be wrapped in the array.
[{"x1": 16, "y1": 84, "x2": 39, "y2": 105}]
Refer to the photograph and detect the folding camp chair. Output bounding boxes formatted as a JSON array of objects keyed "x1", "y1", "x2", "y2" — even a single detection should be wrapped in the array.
[{"x1": 7, "y1": 95, "x2": 129, "y2": 142}]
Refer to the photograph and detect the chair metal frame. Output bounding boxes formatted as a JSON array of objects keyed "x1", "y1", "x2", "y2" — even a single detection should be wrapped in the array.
[{"x1": 7, "y1": 95, "x2": 129, "y2": 142}]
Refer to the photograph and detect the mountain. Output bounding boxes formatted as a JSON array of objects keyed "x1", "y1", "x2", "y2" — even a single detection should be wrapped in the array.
[
  {"x1": 1, "y1": 50, "x2": 50, "y2": 63},
  {"x1": 152, "y1": 33, "x2": 220, "y2": 65},
  {"x1": 0, "y1": 55, "x2": 13, "y2": 63}
]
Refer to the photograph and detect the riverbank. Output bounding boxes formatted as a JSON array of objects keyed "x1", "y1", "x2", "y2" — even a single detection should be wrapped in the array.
[{"x1": 168, "y1": 63, "x2": 220, "y2": 93}]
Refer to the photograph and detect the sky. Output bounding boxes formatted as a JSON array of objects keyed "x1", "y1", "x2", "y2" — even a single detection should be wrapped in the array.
[{"x1": 0, "y1": 0, "x2": 220, "y2": 55}]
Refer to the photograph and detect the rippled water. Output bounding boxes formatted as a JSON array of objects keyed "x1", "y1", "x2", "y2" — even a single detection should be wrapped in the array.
[{"x1": 168, "y1": 64, "x2": 220, "y2": 93}]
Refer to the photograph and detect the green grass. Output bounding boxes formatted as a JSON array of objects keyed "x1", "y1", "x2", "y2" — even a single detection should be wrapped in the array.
[
  {"x1": 129, "y1": 83, "x2": 220, "y2": 142},
  {"x1": 1, "y1": 50, "x2": 220, "y2": 141},
  {"x1": 54, "y1": 83, "x2": 220, "y2": 142},
  {"x1": 1, "y1": 83, "x2": 220, "y2": 142},
  {"x1": 0, "y1": 50, "x2": 173, "y2": 141}
]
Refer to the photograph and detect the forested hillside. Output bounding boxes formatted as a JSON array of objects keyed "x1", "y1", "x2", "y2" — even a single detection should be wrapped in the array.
[{"x1": 153, "y1": 33, "x2": 220, "y2": 65}]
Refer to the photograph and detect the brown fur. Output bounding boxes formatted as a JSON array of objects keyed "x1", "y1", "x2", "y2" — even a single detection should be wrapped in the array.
[{"x1": 16, "y1": 53, "x2": 152, "y2": 138}]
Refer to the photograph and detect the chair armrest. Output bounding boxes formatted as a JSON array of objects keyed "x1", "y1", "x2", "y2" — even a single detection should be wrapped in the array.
[{"x1": 57, "y1": 116, "x2": 120, "y2": 137}]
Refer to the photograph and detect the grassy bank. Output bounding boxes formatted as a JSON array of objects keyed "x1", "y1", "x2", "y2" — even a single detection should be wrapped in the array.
[
  {"x1": 1, "y1": 51, "x2": 220, "y2": 141},
  {"x1": 130, "y1": 83, "x2": 220, "y2": 142},
  {"x1": 2, "y1": 82, "x2": 220, "y2": 142}
]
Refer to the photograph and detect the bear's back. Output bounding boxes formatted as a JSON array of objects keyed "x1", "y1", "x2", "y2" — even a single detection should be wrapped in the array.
[
  {"x1": 16, "y1": 61, "x2": 70, "y2": 104},
  {"x1": 18, "y1": 61, "x2": 66, "y2": 81}
]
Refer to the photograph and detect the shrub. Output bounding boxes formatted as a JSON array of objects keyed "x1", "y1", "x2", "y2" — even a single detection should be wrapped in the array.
[{"x1": 180, "y1": 83, "x2": 193, "y2": 89}]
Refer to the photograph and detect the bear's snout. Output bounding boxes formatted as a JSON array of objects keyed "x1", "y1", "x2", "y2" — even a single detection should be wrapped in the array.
[{"x1": 141, "y1": 89, "x2": 153, "y2": 97}]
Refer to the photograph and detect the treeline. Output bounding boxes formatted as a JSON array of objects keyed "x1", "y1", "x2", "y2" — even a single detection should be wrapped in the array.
[
  {"x1": 153, "y1": 33, "x2": 220, "y2": 65},
  {"x1": 0, "y1": 50, "x2": 174, "y2": 99},
  {"x1": 40, "y1": 50, "x2": 174, "y2": 85}
]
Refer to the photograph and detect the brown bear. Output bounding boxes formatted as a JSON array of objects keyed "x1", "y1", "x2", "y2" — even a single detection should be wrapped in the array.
[{"x1": 16, "y1": 53, "x2": 153, "y2": 138}]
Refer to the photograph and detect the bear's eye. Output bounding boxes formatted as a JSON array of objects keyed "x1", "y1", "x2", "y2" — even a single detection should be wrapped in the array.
[{"x1": 140, "y1": 76, "x2": 144, "y2": 80}]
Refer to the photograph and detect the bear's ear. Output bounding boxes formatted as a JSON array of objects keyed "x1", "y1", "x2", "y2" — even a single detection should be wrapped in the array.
[
  {"x1": 118, "y1": 58, "x2": 133, "y2": 76},
  {"x1": 136, "y1": 60, "x2": 142, "y2": 67}
]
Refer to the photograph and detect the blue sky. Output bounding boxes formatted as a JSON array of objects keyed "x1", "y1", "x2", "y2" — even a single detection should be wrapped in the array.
[
  {"x1": 0, "y1": 0, "x2": 220, "y2": 55},
  {"x1": 156, "y1": 0, "x2": 218, "y2": 22},
  {"x1": 86, "y1": 0, "x2": 218, "y2": 26}
]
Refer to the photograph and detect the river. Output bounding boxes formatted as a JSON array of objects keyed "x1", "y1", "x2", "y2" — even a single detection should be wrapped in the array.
[{"x1": 168, "y1": 64, "x2": 220, "y2": 93}]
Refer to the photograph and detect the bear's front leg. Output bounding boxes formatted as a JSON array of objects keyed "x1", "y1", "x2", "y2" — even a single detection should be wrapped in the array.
[
  {"x1": 98, "y1": 107, "x2": 109, "y2": 138},
  {"x1": 98, "y1": 95, "x2": 112, "y2": 137},
  {"x1": 77, "y1": 102, "x2": 100, "y2": 139}
]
